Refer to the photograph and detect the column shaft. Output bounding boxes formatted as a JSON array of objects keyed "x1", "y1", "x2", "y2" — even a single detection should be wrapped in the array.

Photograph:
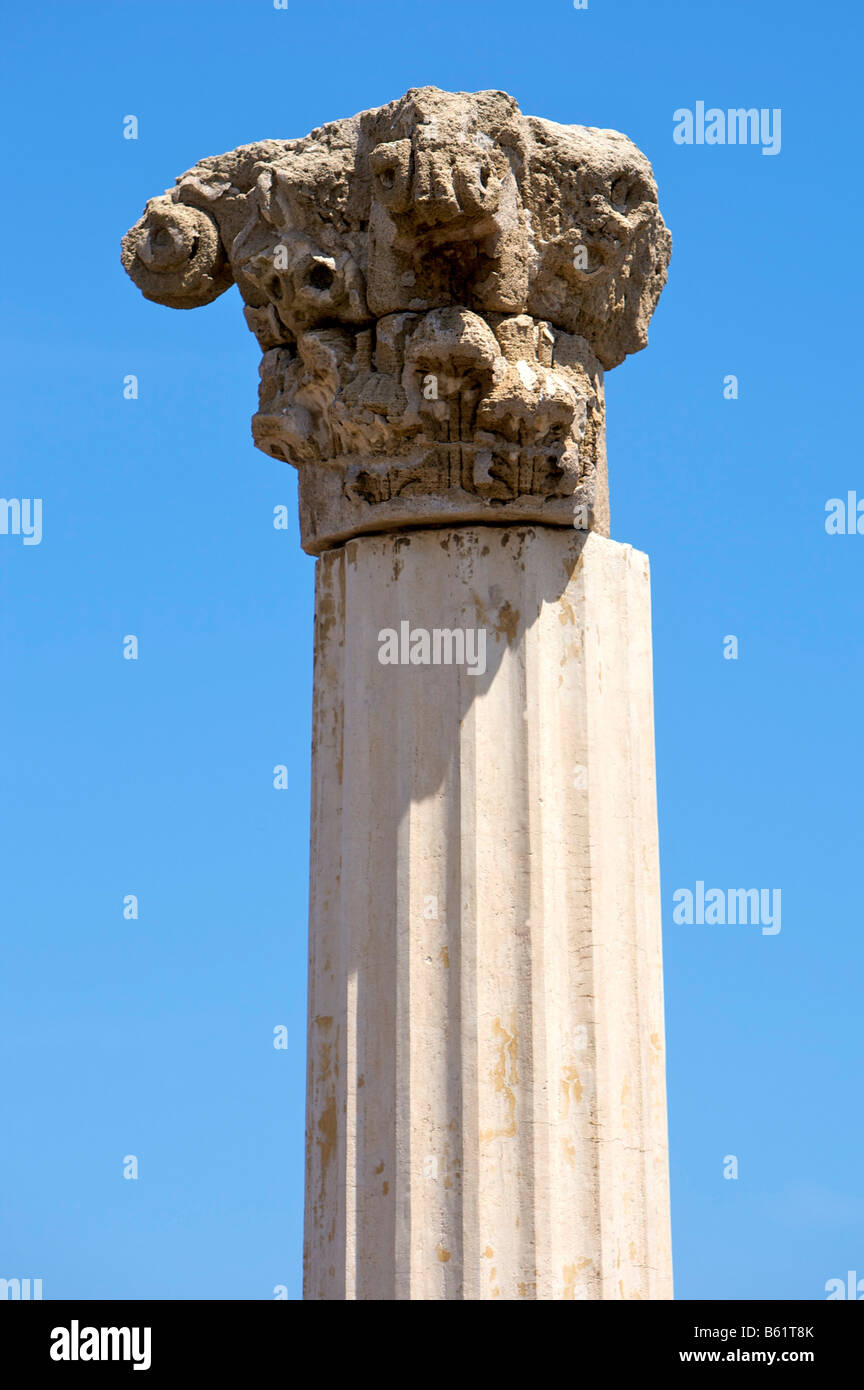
[{"x1": 304, "y1": 526, "x2": 672, "y2": 1301}]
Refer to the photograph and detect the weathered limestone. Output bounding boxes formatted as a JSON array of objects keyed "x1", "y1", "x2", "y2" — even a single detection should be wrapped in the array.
[
  {"x1": 121, "y1": 87, "x2": 671, "y2": 553},
  {"x1": 122, "y1": 87, "x2": 673, "y2": 1301},
  {"x1": 308, "y1": 527, "x2": 671, "y2": 1300}
]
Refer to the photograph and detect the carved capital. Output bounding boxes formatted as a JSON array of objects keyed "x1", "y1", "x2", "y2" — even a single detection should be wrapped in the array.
[{"x1": 121, "y1": 89, "x2": 670, "y2": 554}]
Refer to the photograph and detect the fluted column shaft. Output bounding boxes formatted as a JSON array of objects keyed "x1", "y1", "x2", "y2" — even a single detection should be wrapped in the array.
[{"x1": 304, "y1": 526, "x2": 672, "y2": 1300}]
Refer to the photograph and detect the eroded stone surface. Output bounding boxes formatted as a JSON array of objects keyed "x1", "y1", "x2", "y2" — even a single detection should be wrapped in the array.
[{"x1": 121, "y1": 89, "x2": 671, "y2": 551}]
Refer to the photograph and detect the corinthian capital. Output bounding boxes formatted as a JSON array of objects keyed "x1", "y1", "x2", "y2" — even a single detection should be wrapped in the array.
[{"x1": 122, "y1": 88, "x2": 671, "y2": 553}]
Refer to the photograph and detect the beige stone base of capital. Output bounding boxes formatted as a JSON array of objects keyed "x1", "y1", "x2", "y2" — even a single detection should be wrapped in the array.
[
  {"x1": 305, "y1": 526, "x2": 672, "y2": 1300},
  {"x1": 294, "y1": 462, "x2": 608, "y2": 556}
]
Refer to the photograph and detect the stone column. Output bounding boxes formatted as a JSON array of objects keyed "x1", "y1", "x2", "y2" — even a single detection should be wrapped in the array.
[{"x1": 122, "y1": 86, "x2": 673, "y2": 1301}]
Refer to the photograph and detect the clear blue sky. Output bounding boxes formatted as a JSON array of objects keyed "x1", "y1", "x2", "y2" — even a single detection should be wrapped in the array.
[{"x1": 2, "y1": 0, "x2": 862, "y2": 1301}]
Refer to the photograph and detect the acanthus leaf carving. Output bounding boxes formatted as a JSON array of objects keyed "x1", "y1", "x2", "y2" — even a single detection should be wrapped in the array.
[{"x1": 121, "y1": 88, "x2": 670, "y2": 552}]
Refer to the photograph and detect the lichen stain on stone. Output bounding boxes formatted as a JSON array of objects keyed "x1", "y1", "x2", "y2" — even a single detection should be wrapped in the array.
[
  {"x1": 392, "y1": 534, "x2": 412, "y2": 581},
  {"x1": 482, "y1": 1246, "x2": 494, "y2": 1258},
  {"x1": 562, "y1": 1257, "x2": 591, "y2": 1299},
  {"x1": 493, "y1": 601, "x2": 520, "y2": 645},
  {"x1": 479, "y1": 1014, "x2": 518, "y2": 1144},
  {"x1": 315, "y1": 589, "x2": 339, "y2": 652},
  {"x1": 317, "y1": 1093, "x2": 338, "y2": 1197},
  {"x1": 561, "y1": 1065, "x2": 584, "y2": 1116},
  {"x1": 439, "y1": 945, "x2": 450, "y2": 968},
  {"x1": 382, "y1": 1181, "x2": 389, "y2": 1195},
  {"x1": 558, "y1": 597, "x2": 576, "y2": 627},
  {"x1": 436, "y1": 1244, "x2": 451, "y2": 1263},
  {"x1": 375, "y1": 1161, "x2": 385, "y2": 1174},
  {"x1": 566, "y1": 641, "x2": 582, "y2": 671}
]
